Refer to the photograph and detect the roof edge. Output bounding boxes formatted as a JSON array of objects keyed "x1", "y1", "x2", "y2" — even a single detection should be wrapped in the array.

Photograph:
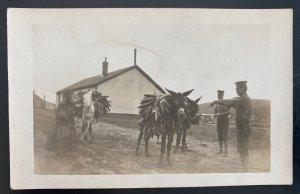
[
  {"x1": 134, "y1": 65, "x2": 166, "y2": 94},
  {"x1": 56, "y1": 66, "x2": 135, "y2": 94},
  {"x1": 56, "y1": 65, "x2": 165, "y2": 94}
]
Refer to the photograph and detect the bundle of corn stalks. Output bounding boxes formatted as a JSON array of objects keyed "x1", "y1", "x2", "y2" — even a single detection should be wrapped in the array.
[
  {"x1": 138, "y1": 93, "x2": 171, "y2": 137},
  {"x1": 72, "y1": 90, "x2": 111, "y2": 121},
  {"x1": 91, "y1": 90, "x2": 111, "y2": 121}
]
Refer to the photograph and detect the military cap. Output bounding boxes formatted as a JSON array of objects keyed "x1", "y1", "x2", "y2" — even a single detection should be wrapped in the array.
[
  {"x1": 235, "y1": 81, "x2": 247, "y2": 88},
  {"x1": 217, "y1": 90, "x2": 224, "y2": 94}
]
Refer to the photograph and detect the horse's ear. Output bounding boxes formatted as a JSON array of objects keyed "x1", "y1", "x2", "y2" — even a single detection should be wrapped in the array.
[
  {"x1": 165, "y1": 88, "x2": 177, "y2": 96},
  {"x1": 195, "y1": 96, "x2": 202, "y2": 104},
  {"x1": 182, "y1": 89, "x2": 194, "y2": 97}
]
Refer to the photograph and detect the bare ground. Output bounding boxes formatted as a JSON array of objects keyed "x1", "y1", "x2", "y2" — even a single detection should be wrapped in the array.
[{"x1": 34, "y1": 110, "x2": 270, "y2": 174}]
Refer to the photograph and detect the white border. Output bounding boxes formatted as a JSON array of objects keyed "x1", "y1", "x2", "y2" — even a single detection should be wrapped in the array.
[{"x1": 8, "y1": 8, "x2": 293, "y2": 189}]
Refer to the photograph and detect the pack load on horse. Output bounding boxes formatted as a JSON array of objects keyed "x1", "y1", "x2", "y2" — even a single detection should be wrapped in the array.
[
  {"x1": 135, "y1": 88, "x2": 199, "y2": 166},
  {"x1": 70, "y1": 89, "x2": 111, "y2": 143},
  {"x1": 135, "y1": 92, "x2": 171, "y2": 157},
  {"x1": 91, "y1": 90, "x2": 111, "y2": 122}
]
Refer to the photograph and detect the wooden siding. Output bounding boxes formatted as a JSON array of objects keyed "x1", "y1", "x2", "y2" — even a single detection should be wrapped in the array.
[
  {"x1": 55, "y1": 68, "x2": 162, "y2": 114},
  {"x1": 96, "y1": 68, "x2": 161, "y2": 114}
]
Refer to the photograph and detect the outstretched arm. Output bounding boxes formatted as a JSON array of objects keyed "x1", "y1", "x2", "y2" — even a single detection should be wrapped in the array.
[{"x1": 209, "y1": 97, "x2": 241, "y2": 108}]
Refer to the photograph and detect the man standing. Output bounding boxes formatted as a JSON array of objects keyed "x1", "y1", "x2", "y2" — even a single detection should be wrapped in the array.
[
  {"x1": 46, "y1": 90, "x2": 77, "y2": 153},
  {"x1": 214, "y1": 90, "x2": 230, "y2": 157},
  {"x1": 209, "y1": 81, "x2": 252, "y2": 171}
]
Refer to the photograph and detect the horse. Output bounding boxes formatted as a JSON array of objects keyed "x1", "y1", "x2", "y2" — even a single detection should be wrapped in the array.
[
  {"x1": 174, "y1": 96, "x2": 201, "y2": 153},
  {"x1": 135, "y1": 88, "x2": 194, "y2": 166},
  {"x1": 73, "y1": 88, "x2": 111, "y2": 143},
  {"x1": 135, "y1": 93, "x2": 167, "y2": 157},
  {"x1": 78, "y1": 89, "x2": 96, "y2": 143}
]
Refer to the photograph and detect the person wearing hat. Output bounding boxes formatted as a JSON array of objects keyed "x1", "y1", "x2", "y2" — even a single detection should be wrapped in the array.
[
  {"x1": 209, "y1": 81, "x2": 252, "y2": 171},
  {"x1": 214, "y1": 90, "x2": 230, "y2": 157}
]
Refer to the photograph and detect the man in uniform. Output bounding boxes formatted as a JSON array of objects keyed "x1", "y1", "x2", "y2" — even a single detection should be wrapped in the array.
[
  {"x1": 214, "y1": 90, "x2": 230, "y2": 157},
  {"x1": 209, "y1": 81, "x2": 252, "y2": 171}
]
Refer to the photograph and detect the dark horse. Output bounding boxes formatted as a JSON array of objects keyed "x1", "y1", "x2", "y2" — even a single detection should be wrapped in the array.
[
  {"x1": 135, "y1": 88, "x2": 194, "y2": 166},
  {"x1": 174, "y1": 96, "x2": 201, "y2": 153}
]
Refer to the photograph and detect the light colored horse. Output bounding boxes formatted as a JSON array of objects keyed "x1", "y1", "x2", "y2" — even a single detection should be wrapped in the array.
[{"x1": 80, "y1": 89, "x2": 95, "y2": 143}]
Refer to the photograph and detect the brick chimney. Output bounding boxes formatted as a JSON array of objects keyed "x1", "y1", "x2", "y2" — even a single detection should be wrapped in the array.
[
  {"x1": 134, "y1": 49, "x2": 137, "y2": 66},
  {"x1": 102, "y1": 57, "x2": 108, "y2": 76}
]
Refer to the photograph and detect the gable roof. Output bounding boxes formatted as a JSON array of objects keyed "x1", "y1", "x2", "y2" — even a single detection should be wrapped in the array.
[
  {"x1": 57, "y1": 65, "x2": 165, "y2": 94},
  {"x1": 33, "y1": 92, "x2": 45, "y2": 102}
]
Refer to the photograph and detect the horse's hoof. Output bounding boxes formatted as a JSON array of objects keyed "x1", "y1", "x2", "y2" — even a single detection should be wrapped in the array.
[
  {"x1": 166, "y1": 159, "x2": 172, "y2": 166},
  {"x1": 146, "y1": 153, "x2": 151, "y2": 157},
  {"x1": 135, "y1": 151, "x2": 139, "y2": 156},
  {"x1": 174, "y1": 149, "x2": 177, "y2": 154},
  {"x1": 158, "y1": 161, "x2": 164, "y2": 168},
  {"x1": 158, "y1": 158, "x2": 164, "y2": 168},
  {"x1": 79, "y1": 138, "x2": 84, "y2": 143}
]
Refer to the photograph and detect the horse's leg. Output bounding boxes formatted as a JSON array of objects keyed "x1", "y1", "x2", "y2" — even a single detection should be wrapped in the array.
[
  {"x1": 145, "y1": 135, "x2": 151, "y2": 157},
  {"x1": 135, "y1": 128, "x2": 143, "y2": 155},
  {"x1": 72, "y1": 117, "x2": 78, "y2": 140},
  {"x1": 85, "y1": 120, "x2": 91, "y2": 142},
  {"x1": 88, "y1": 121, "x2": 94, "y2": 143},
  {"x1": 181, "y1": 128, "x2": 187, "y2": 153},
  {"x1": 166, "y1": 131, "x2": 174, "y2": 165},
  {"x1": 156, "y1": 135, "x2": 160, "y2": 144},
  {"x1": 159, "y1": 132, "x2": 167, "y2": 167},
  {"x1": 81, "y1": 119, "x2": 90, "y2": 143},
  {"x1": 183, "y1": 129, "x2": 188, "y2": 149},
  {"x1": 174, "y1": 129, "x2": 182, "y2": 153},
  {"x1": 80, "y1": 119, "x2": 86, "y2": 142}
]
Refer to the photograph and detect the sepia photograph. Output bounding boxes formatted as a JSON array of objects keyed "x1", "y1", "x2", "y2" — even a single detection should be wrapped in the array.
[{"x1": 8, "y1": 8, "x2": 292, "y2": 188}]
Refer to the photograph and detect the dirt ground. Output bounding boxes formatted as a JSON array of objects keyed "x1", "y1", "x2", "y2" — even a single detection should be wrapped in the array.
[{"x1": 34, "y1": 110, "x2": 270, "y2": 174}]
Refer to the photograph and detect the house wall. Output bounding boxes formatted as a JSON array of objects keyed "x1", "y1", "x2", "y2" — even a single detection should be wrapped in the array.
[
  {"x1": 46, "y1": 102, "x2": 56, "y2": 110},
  {"x1": 55, "y1": 68, "x2": 162, "y2": 114},
  {"x1": 96, "y1": 68, "x2": 161, "y2": 114},
  {"x1": 33, "y1": 93, "x2": 46, "y2": 109}
]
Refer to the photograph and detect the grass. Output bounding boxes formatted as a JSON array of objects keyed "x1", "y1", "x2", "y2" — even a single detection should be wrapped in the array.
[
  {"x1": 35, "y1": 110, "x2": 270, "y2": 154},
  {"x1": 102, "y1": 113, "x2": 270, "y2": 152},
  {"x1": 34, "y1": 109, "x2": 270, "y2": 174},
  {"x1": 101, "y1": 113, "x2": 140, "y2": 130}
]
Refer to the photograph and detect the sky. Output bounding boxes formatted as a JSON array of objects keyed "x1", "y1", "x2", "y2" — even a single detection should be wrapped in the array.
[{"x1": 33, "y1": 10, "x2": 271, "y2": 103}]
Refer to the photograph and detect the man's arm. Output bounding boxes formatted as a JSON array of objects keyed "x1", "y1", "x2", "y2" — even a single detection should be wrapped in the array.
[{"x1": 209, "y1": 97, "x2": 241, "y2": 108}]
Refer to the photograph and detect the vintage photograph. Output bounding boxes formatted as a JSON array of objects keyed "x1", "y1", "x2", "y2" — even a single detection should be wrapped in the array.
[
  {"x1": 8, "y1": 9, "x2": 292, "y2": 188},
  {"x1": 32, "y1": 10, "x2": 270, "y2": 175}
]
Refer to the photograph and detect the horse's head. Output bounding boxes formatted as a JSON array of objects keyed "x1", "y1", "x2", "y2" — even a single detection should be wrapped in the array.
[
  {"x1": 165, "y1": 88, "x2": 193, "y2": 123},
  {"x1": 187, "y1": 96, "x2": 202, "y2": 124},
  {"x1": 81, "y1": 88, "x2": 93, "y2": 108}
]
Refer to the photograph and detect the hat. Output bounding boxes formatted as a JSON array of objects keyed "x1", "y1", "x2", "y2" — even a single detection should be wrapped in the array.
[
  {"x1": 217, "y1": 90, "x2": 224, "y2": 94},
  {"x1": 235, "y1": 81, "x2": 247, "y2": 88}
]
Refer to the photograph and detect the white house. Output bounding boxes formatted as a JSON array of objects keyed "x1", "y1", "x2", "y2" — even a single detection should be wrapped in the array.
[{"x1": 56, "y1": 49, "x2": 165, "y2": 114}]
